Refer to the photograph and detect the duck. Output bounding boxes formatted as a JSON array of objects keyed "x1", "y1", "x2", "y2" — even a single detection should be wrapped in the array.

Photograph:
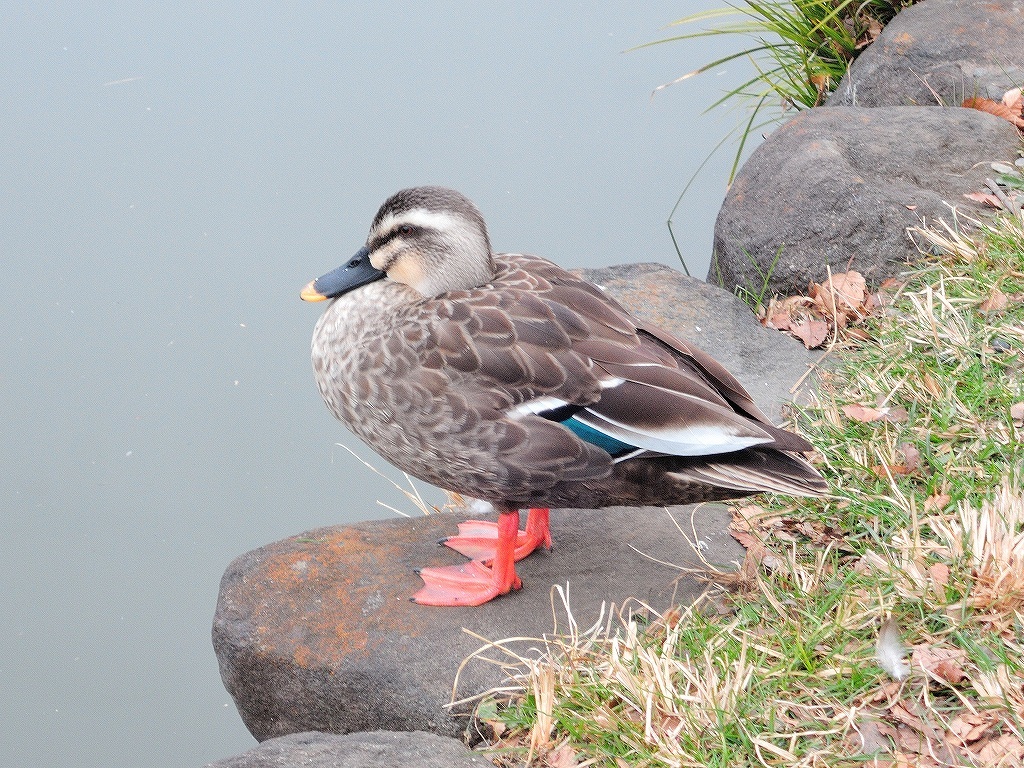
[{"x1": 301, "y1": 186, "x2": 827, "y2": 606}]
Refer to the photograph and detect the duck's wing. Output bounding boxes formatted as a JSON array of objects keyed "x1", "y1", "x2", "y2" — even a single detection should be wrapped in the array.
[{"x1": 449, "y1": 255, "x2": 812, "y2": 464}]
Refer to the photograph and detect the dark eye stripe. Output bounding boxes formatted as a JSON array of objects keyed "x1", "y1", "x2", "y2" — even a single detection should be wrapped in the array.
[{"x1": 369, "y1": 223, "x2": 424, "y2": 251}]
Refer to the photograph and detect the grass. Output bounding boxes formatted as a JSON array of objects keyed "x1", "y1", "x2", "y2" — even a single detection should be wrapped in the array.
[
  {"x1": 642, "y1": 0, "x2": 915, "y2": 178},
  {"x1": 474, "y1": 210, "x2": 1024, "y2": 766}
]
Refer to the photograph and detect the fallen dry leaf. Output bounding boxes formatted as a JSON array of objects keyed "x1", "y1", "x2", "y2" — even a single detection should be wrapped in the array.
[
  {"x1": 812, "y1": 270, "x2": 868, "y2": 318},
  {"x1": 924, "y1": 493, "x2": 952, "y2": 512},
  {"x1": 964, "y1": 191, "x2": 1004, "y2": 208},
  {"x1": 1010, "y1": 402, "x2": 1024, "y2": 427},
  {"x1": 871, "y1": 463, "x2": 911, "y2": 477},
  {"x1": 975, "y1": 732, "x2": 1024, "y2": 764},
  {"x1": 979, "y1": 287, "x2": 1008, "y2": 312},
  {"x1": 767, "y1": 311, "x2": 792, "y2": 331},
  {"x1": 855, "y1": 17, "x2": 883, "y2": 50},
  {"x1": 928, "y1": 563, "x2": 949, "y2": 592},
  {"x1": 844, "y1": 403, "x2": 885, "y2": 422},
  {"x1": 884, "y1": 406, "x2": 908, "y2": 423},
  {"x1": 947, "y1": 712, "x2": 994, "y2": 745},
  {"x1": 911, "y1": 645, "x2": 968, "y2": 684},
  {"x1": 790, "y1": 316, "x2": 830, "y2": 348},
  {"x1": 921, "y1": 372, "x2": 943, "y2": 398},
  {"x1": 898, "y1": 443, "x2": 920, "y2": 471},
  {"x1": 843, "y1": 404, "x2": 908, "y2": 423},
  {"x1": 729, "y1": 528, "x2": 760, "y2": 551},
  {"x1": 845, "y1": 326, "x2": 873, "y2": 341},
  {"x1": 963, "y1": 96, "x2": 1024, "y2": 127},
  {"x1": 851, "y1": 718, "x2": 894, "y2": 755},
  {"x1": 545, "y1": 743, "x2": 578, "y2": 768},
  {"x1": 1003, "y1": 87, "x2": 1023, "y2": 112},
  {"x1": 764, "y1": 274, "x2": 881, "y2": 347}
]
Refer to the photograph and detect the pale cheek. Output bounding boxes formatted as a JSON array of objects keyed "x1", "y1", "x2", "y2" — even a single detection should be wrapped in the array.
[{"x1": 388, "y1": 258, "x2": 425, "y2": 292}]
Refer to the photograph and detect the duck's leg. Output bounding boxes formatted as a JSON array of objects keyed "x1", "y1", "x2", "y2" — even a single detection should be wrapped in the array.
[
  {"x1": 411, "y1": 510, "x2": 523, "y2": 606},
  {"x1": 440, "y1": 508, "x2": 552, "y2": 562}
]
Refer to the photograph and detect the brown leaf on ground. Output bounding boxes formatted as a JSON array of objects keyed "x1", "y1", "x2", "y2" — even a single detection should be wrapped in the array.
[
  {"x1": 893, "y1": 752, "x2": 936, "y2": 768},
  {"x1": 898, "y1": 443, "x2": 921, "y2": 471},
  {"x1": 964, "y1": 191, "x2": 1005, "y2": 208},
  {"x1": 884, "y1": 407, "x2": 909, "y2": 423},
  {"x1": 862, "y1": 680, "x2": 904, "y2": 704},
  {"x1": 979, "y1": 287, "x2": 1008, "y2": 311},
  {"x1": 975, "y1": 733, "x2": 1024, "y2": 765},
  {"x1": 1003, "y1": 87, "x2": 1023, "y2": 112},
  {"x1": 870, "y1": 444, "x2": 921, "y2": 479},
  {"x1": 911, "y1": 645, "x2": 967, "y2": 684},
  {"x1": 764, "y1": 275, "x2": 879, "y2": 348},
  {"x1": 921, "y1": 372, "x2": 942, "y2": 398},
  {"x1": 767, "y1": 311, "x2": 792, "y2": 331},
  {"x1": 871, "y1": 463, "x2": 911, "y2": 477},
  {"x1": 726, "y1": 515, "x2": 773, "y2": 588},
  {"x1": 763, "y1": 296, "x2": 812, "y2": 332},
  {"x1": 844, "y1": 326, "x2": 874, "y2": 341},
  {"x1": 852, "y1": 718, "x2": 894, "y2": 755},
  {"x1": 729, "y1": 528, "x2": 760, "y2": 552},
  {"x1": 812, "y1": 270, "x2": 868, "y2": 320},
  {"x1": 885, "y1": 701, "x2": 961, "y2": 766},
  {"x1": 928, "y1": 563, "x2": 949, "y2": 593},
  {"x1": 545, "y1": 743, "x2": 578, "y2": 768},
  {"x1": 856, "y1": 16, "x2": 883, "y2": 50},
  {"x1": 844, "y1": 404, "x2": 887, "y2": 422},
  {"x1": 843, "y1": 404, "x2": 909, "y2": 423},
  {"x1": 1011, "y1": 402, "x2": 1024, "y2": 427},
  {"x1": 888, "y1": 706, "x2": 931, "y2": 755},
  {"x1": 790, "y1": 316, "x2": 830, "y2": 348},
  {"x1": 947, "y1": 712, "x2": 994, "y2": 745},
  {"x1": 924, "y1": 493, "x2": 952, "y2": 512},
  {"x1": 963, "y1": 96, "x2": 1024, "y2": 127}
]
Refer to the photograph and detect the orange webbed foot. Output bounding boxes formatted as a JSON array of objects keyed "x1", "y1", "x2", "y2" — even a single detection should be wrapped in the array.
[
  {"x1": 440, "y1": 508, "x2": 551, "y2": 563},
  {"x1": 410, "y1": 560, "x2": 522, "y2": 606},
  {"x1": 411, "y1": 509, "x2": 526, "y2": 607}
]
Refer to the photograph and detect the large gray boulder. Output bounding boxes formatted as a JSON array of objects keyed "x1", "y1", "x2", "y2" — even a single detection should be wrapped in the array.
[
  {"x1": 212, "y1": 265, "x2": 814, "y2": 743},
  {"x1": 204, "y1": 731, "x2": 492, "y2": 768},
  {"x1": 829, "y1": 0, "x2": 1024, "y2": 108},
  {"x1": 708, "y1": 106, "x2": 1019, "y2": 297}
]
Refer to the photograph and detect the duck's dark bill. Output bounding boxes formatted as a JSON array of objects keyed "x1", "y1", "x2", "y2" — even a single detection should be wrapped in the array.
[{"x1": 300, "y1": 247, "x2": 385, "y2": 302}]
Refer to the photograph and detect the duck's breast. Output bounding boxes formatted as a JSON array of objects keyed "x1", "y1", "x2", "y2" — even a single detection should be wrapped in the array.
[{"x1": 309, "y1": 271, "x2": 613, "y2": 502}]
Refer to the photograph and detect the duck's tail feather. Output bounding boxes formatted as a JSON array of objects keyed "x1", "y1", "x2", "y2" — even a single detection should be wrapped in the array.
[{"x1": 666, "y1": 448, "x2": 828, "y2": 498}]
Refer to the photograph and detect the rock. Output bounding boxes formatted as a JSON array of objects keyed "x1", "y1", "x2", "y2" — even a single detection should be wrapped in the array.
[
  {"x1": 829, "y1": 0, "x2": 1024, "y2": 108},
  {"x1": 203, "y1": 730, "x2": 492, "y2": 767},
  {"x1": 213, "y1": 265, "x2": 811, "y2": 742},
  {"x1": 214, "y1": 505, "x2": 744, "y2": 741},
  {"x1": 708, "y1": 106, "x2": 1019, "y2": 297}
]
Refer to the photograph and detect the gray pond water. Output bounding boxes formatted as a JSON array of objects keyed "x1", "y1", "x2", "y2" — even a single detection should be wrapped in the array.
[{"x1": 1, "y1": 3, "x2": 758, "y2": 766}]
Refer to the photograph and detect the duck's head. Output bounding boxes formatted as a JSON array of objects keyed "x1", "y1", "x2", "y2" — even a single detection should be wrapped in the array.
[{"x1": 301, "y1": 186, "x2": 495, "y2": 302}]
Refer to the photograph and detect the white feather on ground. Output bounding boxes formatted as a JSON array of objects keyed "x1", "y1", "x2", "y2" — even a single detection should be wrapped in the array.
[{"x1": 876, "y1": 617, "x2": 910, "y2": 680}]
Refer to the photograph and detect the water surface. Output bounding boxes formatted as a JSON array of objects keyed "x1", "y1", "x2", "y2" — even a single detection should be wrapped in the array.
[{"x1": 1, "y1": 3, "x2": 756, "y2": 765}]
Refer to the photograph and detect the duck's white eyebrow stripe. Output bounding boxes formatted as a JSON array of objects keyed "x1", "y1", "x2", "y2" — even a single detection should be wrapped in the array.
[{"x1": 375, "y1": 209, "x2": 463, "y2": 235}]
